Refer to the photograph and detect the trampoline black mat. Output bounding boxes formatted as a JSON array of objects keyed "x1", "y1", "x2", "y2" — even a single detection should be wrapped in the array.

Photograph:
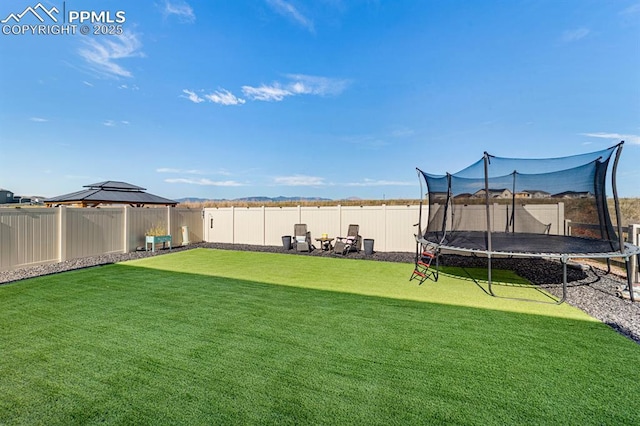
[{"x1": 423, "y1": 231, "x2": 621, "y2": 255}]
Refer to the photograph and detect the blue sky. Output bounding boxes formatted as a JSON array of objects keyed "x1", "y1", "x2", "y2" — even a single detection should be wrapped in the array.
[{"x1": 1, "y1": 0, "x2": 639, "y2": 201}]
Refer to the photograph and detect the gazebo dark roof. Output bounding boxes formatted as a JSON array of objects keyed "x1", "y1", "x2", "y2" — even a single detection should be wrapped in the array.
[
  {"x1": 87, "y1": 181, "x2": 146, "y2": 191},
  {"x1": 45, "y1": 181, "x2": 177, "y2": 207}
]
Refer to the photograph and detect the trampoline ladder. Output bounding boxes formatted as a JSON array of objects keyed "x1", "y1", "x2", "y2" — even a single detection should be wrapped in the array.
[{"x1": 411, "y1": 249, "x2": 439, "y2": 284}]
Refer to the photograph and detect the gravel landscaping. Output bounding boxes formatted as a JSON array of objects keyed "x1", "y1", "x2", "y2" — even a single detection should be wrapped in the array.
[{"x1": 1, "y1": 242, "x2": 638, "y2": 344}]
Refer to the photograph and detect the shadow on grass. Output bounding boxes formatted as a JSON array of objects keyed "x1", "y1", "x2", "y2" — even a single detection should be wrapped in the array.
[
  {"x1": 428, "y1": 254, "x2": 607, "y2": 304},
  {"x1": 434, "y1": 266, "x2": 559, "y2": 303},
  {"x1": 438, "y1": 254, "x2": 591, "y2": 284}
]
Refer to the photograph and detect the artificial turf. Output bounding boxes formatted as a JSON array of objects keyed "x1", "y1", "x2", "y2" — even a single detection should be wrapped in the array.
[{"x1": 0, "y1": 248, "x2": 638, "y2": 425}]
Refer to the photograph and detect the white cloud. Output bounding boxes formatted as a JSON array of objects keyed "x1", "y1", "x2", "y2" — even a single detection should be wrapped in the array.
[
  {"x1": 581, "y1": 132, "x2": 640, "y2": 145},
  {"x1": 561, "y1": 28, "x2": 590, "y2": 43},
  {"x1": 182, "y1": 89, "x2": 205, "y2": 103},
  {"x1": 242, "y1": 83, "x2": 292, "y2": 101},
  {"x1": 204, "y1": 89, "x2": 246, "y2": 105},
  {"x1": 187, "y1": 75, "x2": 349, "y2": 105},
  {"x1": 102, "y1": 119, "x2": 128, "y2": 127},
  {"x1": 183, "y1": 88, "x2": 245, "y2": 105},
  {"x1": 162, "y1": 1, "x2": 195, "y2": 23},
  {"x1": 82, "y1": 81, "x2": 93, "y2": 87},
  {"x1": 273, "y1": 175, "x2": 326, "y2": 186},
  {"x1": 267, "y1": 0, "x2": 314, "y2": 32},
  {"x1": 243, "y1": 74, "x2": 349, "y2": 102},
  {"x1": 30, "y1": 117, "x2": 48, "y2": 122},
  {"x1": 119, "y1": 84, "x2": 140, "y2": 90},
  {"x1": 286, "y1": 74, "x2": 349, "y2": 96},
  {"x1": 346, "y1": 179, "x2": 414, "y2": 187},
  {"x1": 165, "y1": 178, "x2": 244, "y2": 186},
  {"x1": 78, "y1": 32, "x2": 144, "y2": 78}
]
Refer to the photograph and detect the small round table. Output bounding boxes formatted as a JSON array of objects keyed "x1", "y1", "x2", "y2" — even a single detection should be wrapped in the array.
[{"x1": 315, "y1": 237, "x2": 334, "y2": 251}]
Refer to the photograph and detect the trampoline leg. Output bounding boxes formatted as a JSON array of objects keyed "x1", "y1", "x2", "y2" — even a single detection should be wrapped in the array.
[
  {"x1": 558, "y1": 259, "x2": 567, "y2": 305},
  {"x1": 488, "y1": 255, "x2": 495, "y2": 297},
  {"x1": 625, "y1": 257, "x2": 635, "y2": 303}
]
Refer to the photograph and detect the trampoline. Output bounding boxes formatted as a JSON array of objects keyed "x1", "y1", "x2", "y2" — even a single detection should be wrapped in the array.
[{"x1": 414, "y1": 142, "x2": 640, "y2": 303}]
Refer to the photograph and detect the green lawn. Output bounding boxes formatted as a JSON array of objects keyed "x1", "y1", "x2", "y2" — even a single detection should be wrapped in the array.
[{"x1": 1, "y1": 248, "x2": 638, "y2": 425}]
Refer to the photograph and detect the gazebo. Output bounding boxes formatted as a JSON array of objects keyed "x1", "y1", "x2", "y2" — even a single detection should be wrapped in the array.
[{"x1": 44, "y1": 181, "x2": 178, "y2": 208}]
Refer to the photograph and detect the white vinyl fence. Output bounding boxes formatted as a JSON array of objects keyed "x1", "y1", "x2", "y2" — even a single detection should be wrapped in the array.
[
  {"x1": 2, "y1": 203, "x2": 637, "y2": 284},
  {"x1": 203, "y1": 203, "x2": 637, "y2": 284},
  {"x1": 204, "y1": 204, "x2": 422, "y2": 252},
  {"x1": 203, "y1": 202, "x2": 567, "y2": 252},
  {"x1": 565, "y1": 221, "x2": 640, "y2": 284},
  {"x1": 0, "y1": 206, "x2": 202, "y2": 271}
]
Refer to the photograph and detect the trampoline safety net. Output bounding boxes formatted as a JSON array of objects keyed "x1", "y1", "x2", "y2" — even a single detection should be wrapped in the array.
[{"x1": 417, "y1": 144, "x2": 622, "y2": 255}]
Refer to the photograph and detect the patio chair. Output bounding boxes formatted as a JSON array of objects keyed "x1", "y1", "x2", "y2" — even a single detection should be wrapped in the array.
[
  {"x1": 333, "y1": 224, "x2": 362, "y2": 255},
  {"x1": 293, "y1": 224, "x2": 313, "y2": 252}
]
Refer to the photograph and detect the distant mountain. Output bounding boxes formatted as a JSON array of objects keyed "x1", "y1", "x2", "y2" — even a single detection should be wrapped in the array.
[
  {"x1": 176, "y1": 196, "x2": 333, "y2": 203},
  {"x1": 176, "y1": 197, "x2": 211, "y2": 203},
  {"x1": 241, "y1": 196, "x2": 333, "y2": 202}
]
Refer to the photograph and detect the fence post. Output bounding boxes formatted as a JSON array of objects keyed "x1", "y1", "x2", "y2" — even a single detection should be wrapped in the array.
[
  {"x1": 557, "y1": 202, "x2": 564, "y2": 235},
  {"x1": 201, "y1": 209, "x2": 206, "y2": 244},
  {"x1": 58, "y1": 206, "x2": 67, "y2": 263},
  {"x1": 383, "y1": 203, "x2": 387, "y2": 252},
  {"x1": 262, "y1": 205, "x2": 266, "y2": 245},
  {"x1": 123, "y1": 205, "x2": 130, "y2": 253},
  {"x1": 166, "y1": 206, "x2": 172, "y2": 236}
]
